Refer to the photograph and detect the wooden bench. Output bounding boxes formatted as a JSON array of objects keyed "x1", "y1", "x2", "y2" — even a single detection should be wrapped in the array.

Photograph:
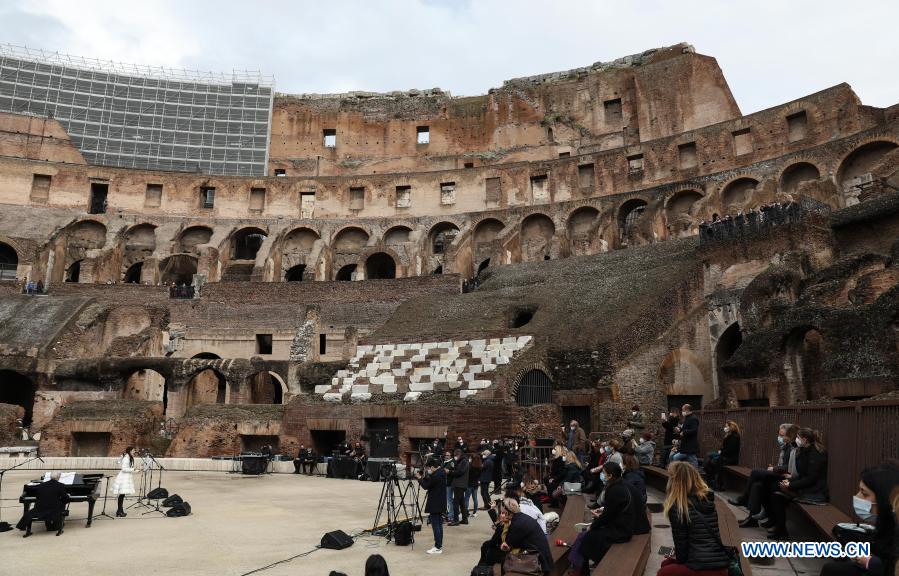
[
  {"x1": 715, "y1": 495, "x2": 753, "y2": 576},
  {"x1": 722, "y1": 465, "x2": 752, "y2": 492},
  {"x1": 591, "y1": 511, "x2": 653, "y2": 576},
  {"x1": 549, "y1": 493, "x2": 588, "y2": 576},
  {"x1": 643, "y1": 465, "x2": 670, "y2": 492}
]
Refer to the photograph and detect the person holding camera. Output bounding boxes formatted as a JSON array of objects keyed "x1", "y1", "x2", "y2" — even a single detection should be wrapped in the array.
[
  {"x1": 448, "y1": 448, "x2": 470, "y2": 526},
  {"x1": 442, "y1": 450, "x2": 456, "y2": 523},
  {"x1": 416, "y1": 459, "x2": 447, "y2": 555}
]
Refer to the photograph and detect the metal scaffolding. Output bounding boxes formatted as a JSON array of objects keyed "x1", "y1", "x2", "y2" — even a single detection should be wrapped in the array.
[{"x1": 0, "y1": 44, "x2": 275, "y2": 176}]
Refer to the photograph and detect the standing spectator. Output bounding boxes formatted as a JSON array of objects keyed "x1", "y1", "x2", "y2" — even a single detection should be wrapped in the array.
[
  {"x1": 492, "y1": 439, "x2": 505, "y2": 494},
  {"x1": 820, "y1": 460, "x2": 899, "y2": 576},
  {"x1": 657, "y1": 462, "x2": 730, "y2": 576},
  {"x1": 661, "y1": 407, "x2": 682, "y2": 467},
  {"x1": 672, "y1": 404, "x2": 700, "y2": 468},
  {"x1": 467, "y1": 452, "x2": 482, "y2": 518},
  {"x1": 442, "y1": 450, "x2": 455, "y2": 523},
  {"x1": 454, "y1": 436, "x2": 467, "y2": 452},
  {"x1": 565, "y1": 420, "x2": 588, "y2": 464},
  {"x1": 416, "y1": 458, "x2": 447, "y2": 555},
  {"x1": 480, "y1": 450, "x2": 495, "y2": 510},
  {"x1": 628, "y1": 405, "x2": 645, "y2": 432},
  {"x1": 622, "y1": 429, "x2": 638, "y2": 453},
  {"x1": 703, "y1": 421, "x2": 741, "y2": 491},
  {"x1": 635, "y1": 432, "x2": 656, "y2": 466},
  {"x1": 764, "y1": 428, "x2": 828, "y2": 540},
  {"x1": 448, "y1": 448, "x2": 470, "y2": 526}
]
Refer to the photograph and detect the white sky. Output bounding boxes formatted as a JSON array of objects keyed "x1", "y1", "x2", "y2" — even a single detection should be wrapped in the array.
[{"x1": 1, "y1": 0, "x2": 896, "y2": 114}]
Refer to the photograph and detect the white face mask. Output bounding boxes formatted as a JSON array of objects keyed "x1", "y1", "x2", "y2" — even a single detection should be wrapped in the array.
[
  {"x1": 723, "y1": 426, "x2": 729, "y2": 433},
  {"x1": 853, "y1": 495, "x2": 876, "y2": 521},
  {"x1": 552, "y1": 448, "x2": 559, "y2": 457},
  {"x1": 796, "y1": 438, "x2": 805, "y2": 448},
  {"x1": 638, "y1": 438, "x2": 644, "y2": 444},
  {"x1": 561, "y1": 456, "x2": 567, "y2": 462},
  {"x1": 632, "y1": 411, "x2": 637, "y2": 416}
]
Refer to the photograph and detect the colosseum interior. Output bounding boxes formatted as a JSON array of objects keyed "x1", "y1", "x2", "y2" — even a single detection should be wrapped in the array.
[{"x1": 0, "y1": 41, "x2": 897, "y2": 464}]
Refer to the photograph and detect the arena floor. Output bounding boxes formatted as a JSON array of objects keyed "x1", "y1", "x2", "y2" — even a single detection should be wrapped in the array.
[{"x1": 0, "y1": 470, "x2": 486, "y2": 576}]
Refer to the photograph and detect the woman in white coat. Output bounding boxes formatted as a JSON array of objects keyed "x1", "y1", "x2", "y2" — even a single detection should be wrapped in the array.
[{"x1": 111, "y1": 446, "x2": 136, "y2": 517}]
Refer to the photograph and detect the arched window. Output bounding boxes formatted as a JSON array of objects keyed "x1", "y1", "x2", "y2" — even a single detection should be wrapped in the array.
[
  {"x1": 123, "y1": 262, "x2": 143, "y2": 284},
  {"x1": 515, "y1": 369, "x2": 552, "y2": 406},
  {"x1": 335, "y1": 264, "x2": 356, "y2": 281},
  {"x1": 232, "y1": 228, "x2": 267, "y2": 260},
  {"x1": 0, "y1": 242, "x2": 18, "y2": 281},
  {"x1": 365, "y1": 253, "x2": 396, "y2": 279},
  {"x1": 285, "y1": 264, "x2": 306, "y2": 282}
]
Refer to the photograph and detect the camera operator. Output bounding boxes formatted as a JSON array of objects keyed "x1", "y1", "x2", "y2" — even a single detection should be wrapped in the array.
[
  {"x1": 447, "y1": 448, "x2": 470, "y2": 526},
  {"x1": 415, "y1": 458, "x2": 447, "y2": 555},
  {"x1": 442, "y1": 450, "x2": 456, "y2": 523}
]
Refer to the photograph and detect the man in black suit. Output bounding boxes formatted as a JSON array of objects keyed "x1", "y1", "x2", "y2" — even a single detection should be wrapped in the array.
[
  {"x1": 447, "y1": 448, "x2": 470, "y2": 526},
  {"x1": 672, "y1": 404, "x2": 700, "y2": 468},
  {"x1": 18, "y1": 471, "x2": 69, "y2": 537},
  {"x1": 293, "y1": 445, "x2": 316, "y2": 475}
]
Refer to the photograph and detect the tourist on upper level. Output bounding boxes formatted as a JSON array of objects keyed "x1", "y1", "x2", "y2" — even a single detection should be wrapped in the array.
[
  {"x1": 622, "y1": 452, "x2": 647, "y2": 505},
  {"x1": 635, "y1": 432, "x2": 657, "y2": 466},
  {"x1": 415, "y1": 458, "x2": 446, "y2": 555},
  {"x1": 565, "y1": 420, "x2": 588, "y2": 463},
  {"x1": 657, "y1": 462, "x2": 730, "y2": 576},
  {"x1": 731, "y1": 423, "x2": 798, "y2": 525},
  {"x1": 466, "y1": 452, "x2": 482, "y2": 518},
  {"x1": 628, "y1": 404, "x2": 645, "y2": 432},
  {"x1": 448, "y1": 448, "x2": 470, "y2": 526},
  {"x1": 703, "y1": 420, "x2": 741, "y2": 491},
  {"x1": 661, "y1": 407, "x2": 682, "y2": 467},
  {"x1": 480, "y1": 449, "x2": 495, "y2": 510},
  {"x1": 820, "y1": 460, "x2": 899, "y2": 576},
  {"x1": 763, "y1": 428, "x2": 828, "y2": 540},
  {"x1": 573, "y1": 462, "x2": 636, "y2": 574},
  {"x1": 671, "y1": 404, "x2": 700, "y2": 468},
  {"x1": 499, "y1": 497, "x2": 553, "y2": 575}
]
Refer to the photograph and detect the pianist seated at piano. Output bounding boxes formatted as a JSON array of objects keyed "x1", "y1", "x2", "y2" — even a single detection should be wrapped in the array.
[
  {"x1": 111, "y1": 446, "x2": 137, "y2": 518},
  {"x1": 17, "y1": 471, "x2": 69, "y2": 537}
]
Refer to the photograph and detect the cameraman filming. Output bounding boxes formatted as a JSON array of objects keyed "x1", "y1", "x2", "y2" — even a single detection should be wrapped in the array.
[{"x1": 416, "y1": 458, "x2": 447, "y2": 555}]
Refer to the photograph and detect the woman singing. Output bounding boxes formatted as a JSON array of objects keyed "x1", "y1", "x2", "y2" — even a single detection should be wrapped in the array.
[{"x1": 111, "y1": 446, "x2": 136, "y2": 517}]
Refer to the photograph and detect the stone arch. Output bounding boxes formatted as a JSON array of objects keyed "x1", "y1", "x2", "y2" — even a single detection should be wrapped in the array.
[
  {"x1": 520, "y1": 213, "x2": 555, "y2": 262},
  {"x1": 511, "y1": 365, "x2": 553, "y2": 406},
  {"x1": 0, "y1": 241, "x2": 19, "y2": 281},
  {"x1": 335, "y1": 264, "x2": 356, "y2": 281},
  {"x1": 282, "y1": 227, "x2": 319, "y2": 252},
  {"x1": 0, "y1": 370, "x2": 35, "y2": 426},
  {"x1": 783, "y1": 327, "x2": 826, "y2": 403},
  {"x1": 123, "y1": 262, "x2": 143, "y2": 283},
  {"x1": 364, "y1": 252, "x2": 397, "y2": 280},
  {"x1": 185, "y1": 368, "x2": 227, "y2": 407},
  {"x1": 473, "y1": 218, "x2": 505, "y2": 244},
  {"x1": 720, "y1": 177, "x2": 759, "y2": 212},
  {"x1": 384, "y1": 225, "x2": 412, "y2": 246},
  {"x1": 285, "y1": 264, "x2": 307, "y2": 282},
  {"x1": 247, "y1": 371, "x2": 283, "y2": 404},
  {"x1": 177, "y1": 226, "x2": 213, "y2": 255},
  {"x1": 123, "y1": 368, "x2": 167, "y2": 409},
  {"x1": 191, "y1": 352, "x2": 221, "y2": 360},
  {"x1": 714, "y1": 322, "x2": 743, "y2": 393},
  {"x1": 64, "y1": 220, "x2": 107, "y2": 250},
  {"x1": 124, "y1": 223, "x2": 156, "y2": 246},
  {"x1": 836, "y1": 140, "x2": 899, "y2": 202},
  {"x1": 232, "y1": 227, "x2": 267, "y2": 260},
  {"x1": 332, "y1": 226, "x2": 370, "y2": 252},
  {"x1": 428, "y1": 222, "x2": 459, "y2": 255},
  {"x1": 779, "y1": 162, "x2": 821, "y2": 193},
  {"x1": 566, "y1": 206, "x2": 600, "y2": 256},
  {"x1": 618, "y1": 198, "x2": 648, "y2": 247},
  {"x1": 159, "y1": 254, "x2": 198, "y2": 285},
  {"x1": 658, "y1": 349, "x2": 707, "y2": 398},
  {"x1": 477, "y1": 258, "x2": 491, "y2": 275},
  {"x1": 665, "y1": 190, "x2": 704, "y2": 237}
]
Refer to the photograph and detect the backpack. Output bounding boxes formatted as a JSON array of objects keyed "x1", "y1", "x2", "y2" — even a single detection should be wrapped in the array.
[{"x1": 394, "y1": 521, "x2": 414, "y2": 546}]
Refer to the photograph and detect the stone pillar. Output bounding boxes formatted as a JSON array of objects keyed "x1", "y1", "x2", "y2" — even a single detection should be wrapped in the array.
[
  {"x1": 342, "y1": 326, "x2": 359, "y2": 360},
  {"x1": 289, "y1": 305, "x2": 320, "y2": 362},
  {"x1": 141, "y1": 256, "x2": 160, "y2": 285}
]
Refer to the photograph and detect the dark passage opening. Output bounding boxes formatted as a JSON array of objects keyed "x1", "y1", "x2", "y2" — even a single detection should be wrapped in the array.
[
  {"x1": 365, "y1": 418, "x2": 399, "y2": 458},
  {"x1": 89, "y1": 183, "x2": 108, "y2": 214},
  {"x1": 561, "y1": 406, "x2": 592, "y2": 435},
  {"x1": 285, "y1": 264, "x2": 306, "y2": 282},
  {"x1": 336, "y1": 264, "x2": 356, "y2": 281},
  {"x1": 240, "y1": 435, "x2": 279, "y2": 453},
  {"x1": 319, "y1": 333, "x2": 327, "y2": 355},
  {"x1": 365, "y1": 253, "x2": 396, "y2": 280},
  {"x1": 510, "y1": 307, "x2": 536, "y2": 328},
  {"x1": 66, "y1": 260, "x2": 82, "y2": 283},
  {"x1": 72, "y1": 432, "x2": 111, "y2": 456},
  {"x1": 0, "y1": 370, "x2": 36, "y2": 426},
  {"x1": 123, "y1": 262, "x2": 143, "y2": 283},
  {"x1": 311, "y1": 430, "x2": 346, "y2": 456}
]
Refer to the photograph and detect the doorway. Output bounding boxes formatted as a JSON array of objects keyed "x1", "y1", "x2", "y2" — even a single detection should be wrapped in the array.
[
  {"x1": 89, "y1": 183, "x2": 108, "y2": 214},
  {"x1": 365, "y1": 418, "x2": 399, "y2": 458}
]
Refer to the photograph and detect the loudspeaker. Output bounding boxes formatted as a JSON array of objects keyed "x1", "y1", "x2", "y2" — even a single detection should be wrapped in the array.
[
  {"x1": 162, "y1": 494, "x2": 183, "y2": 508},
  {"x1": 320, "y1": 529, "x2": 354, "y2": 550},
  {"x1": 166, "y1": 501, "x2": 192, "y2": 517},
  {"x1": 147, "y1": 487, "x2": 169, "y2": 499}
]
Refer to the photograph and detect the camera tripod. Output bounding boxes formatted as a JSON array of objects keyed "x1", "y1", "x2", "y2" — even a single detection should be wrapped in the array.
[{"x1": 371, "y1": 465, "x2": 423, "y2": 545}]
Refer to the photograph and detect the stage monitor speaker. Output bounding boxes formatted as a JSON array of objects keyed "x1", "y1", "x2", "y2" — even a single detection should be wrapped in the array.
[{"x1": 321, "y1": 529, "x2": 354, "y2": 550}]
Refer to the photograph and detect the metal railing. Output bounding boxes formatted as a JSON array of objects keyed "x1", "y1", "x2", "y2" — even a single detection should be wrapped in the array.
[
  {"x1": 695, "y1": 400, "x2": 899, "y2": 517},
  {"x1": 0, "y1": 263, "x2": 16, "y2": 281}
]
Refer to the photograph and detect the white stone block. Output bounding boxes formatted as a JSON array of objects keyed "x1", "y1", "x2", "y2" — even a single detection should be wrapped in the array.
[
  {"x1": 501, "y1": 337, "x2": 517, "y2": 345},
  {"x1": 448, "y1": 380, "x2": 462, "y2": 389},
  {"x1": 352, "y1": 384, "x2": 369, "y2": 393},
  {"x1": 397, "y1": 343, "x2": 411, "y2": 350},
  {"x1": 336, "y1": 370, "x2": 348, "y2": 378},
  {"x1": 437, "y1": 341, "x2": 453, "y2": 349},
  {"x1": 469, "y1": 339, "x2": 486, "y2": 348},
  {"x1": 400, "y1": 361, "x2": 412, "y2": 370},
  {"x1": 357, "y1": 345, "x2": 373, "y2": 353},
  {"x1": 323, "y1": 393, "x2": 343, "y2": 402},
  {"x1": 446, "y1": 373, "x2": 459, "y2": 382},
  {"x1": 315, "y1": 385, "x2": 331, "y2": 394},
  {"x1": 495, "y1": 356, "x2": 510, "y2": 365},
  {"x1": 460, "y1": 390, "x2": 478, "y2": 399},
  {"x1": 392, "y1": 368, "x2": 406, "y2": 377},
  {"x1": 351, "y1": 393, "x2": 372, "y2": 401},
  {"x1": 454, "y1": 358, "x2": 467, "y2": 367},
  {"x1": 482, "y1": 363, "x2": 496, "y2": 372},
  {"x1": 410, "y1": 354, "x2": 425, "y2": 362},
  {"x1": 518, "y1": 335, "x2": 532, "y2": 345},
  {"x1": 413, "y1": 366, "x2": 433, "y2": 376},
  {"x1": 440, "y1": 353, "x2": 459, "y2": 363},
  {"x1": 469, "y1": 364, "x2": 483, "y2": 374},
  {"x1": 431, "y1": 373, "x2": 446, "y2": 383},
  {"x1": 409, "y1": 382, "x2": 434, "y2": 392},
  {"x1": 403, "y1": 392, "x2": 421, "y2": 402},
  {"x1": 410, "y1": 374, "x2": 421, "y2": 383},
  {"x1": 383, "y1": 383, "x2": 398, "y2": 394},
  {"x1": 470, "y1": 380, "x2": 492, "y2": 389},
  {"x1": 462, "y1": 372, "x2": 475, "y2": 382},
  {"x1": 488, "y1": 338, "x2": 501, "y2": 346}
]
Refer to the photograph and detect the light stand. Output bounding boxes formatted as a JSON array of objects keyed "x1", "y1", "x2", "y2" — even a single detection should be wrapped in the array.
[{"x1": 0, "y1": 454, "x2": 44, "y2": 528}]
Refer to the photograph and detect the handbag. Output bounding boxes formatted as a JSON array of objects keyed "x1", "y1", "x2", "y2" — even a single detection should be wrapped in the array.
[
  {"x1": 832, "y1": 522, "x2": 875, "y2": 545},
  {"x1": 695, "y1": 503, "x2": 743, "y2": 576},
  {"x1": 502, "y1": 551, "x2": 542, "y2": 576}
]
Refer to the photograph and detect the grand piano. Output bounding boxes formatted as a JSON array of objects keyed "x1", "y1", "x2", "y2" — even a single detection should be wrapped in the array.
[{"x1": 20, "y1": 473, "x2": 103, "y2": 527}]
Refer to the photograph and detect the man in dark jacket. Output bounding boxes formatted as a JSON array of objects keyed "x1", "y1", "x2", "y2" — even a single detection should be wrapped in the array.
[
  {"x1": 19, "y1": 471, "x2": 70, "y2": 537},
  {"x1": 447, "y1": 448, "x2": 470, "y2": 525},
  {"x1": 293, "y1": 445, "x2": 316, "y2": 475},
  {"x1": 660, "y1": 407, "x2": 681, "y2": 467},
  {"x1": 479, "y1": 450, "x2": 495, "y2": 510},
  {"x1": 672, "y1": 404, "x2": 700, "y2": 468},
  {"x1": 491, "y1": 440, "x2": 505, "y2": 494},
  {"x1": 416, "y1": 459, "x2": 447, "y2": 554}
]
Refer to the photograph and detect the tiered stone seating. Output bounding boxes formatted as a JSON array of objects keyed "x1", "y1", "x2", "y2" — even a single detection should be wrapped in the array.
[{"x1": 315, "y1": 335, "x2": 533, "y2": 401}]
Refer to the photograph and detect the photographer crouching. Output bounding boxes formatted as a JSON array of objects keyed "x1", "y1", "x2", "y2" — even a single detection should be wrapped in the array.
[{"x1": 415, "y1": 458, "x2": 447, "y2": 555}]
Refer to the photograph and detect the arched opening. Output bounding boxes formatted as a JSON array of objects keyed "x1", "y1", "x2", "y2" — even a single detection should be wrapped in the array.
[
  {"x1": 124, "y1": 224, "x2": 156, "y2": 251},
  {"x1": 65, "y1": 221, "x2": 107, "y2": 250},
  {"x1": 568, "y1": 207, "x2": 599, "y2": 236},
  {"x1": 0, "y1": 242, "x2": 19, "y2": 281},
  {"x1": 477, "y1": 258, "x2": 491, "y2": 275},
  {"x1": 123, "y1": 262, "x2": 143, "y2": 284},
  {"x1": 232, "y1": 228, "x2": 267, "y2": 260},
  {"x1": 365, "y1": 253, "x2": 397, "y2": 280},
  {"x1": 384, "y1": 226, "x2": 412, "y2": 246},
  {"x1": 432, "y1": 265, "x2": 443, "y2": 275},
  {"x1": 159, "y1": 254, "x2": 197, "y2": 285},
  {"x1": 665, "y1": 190, "x2": 704, "y2": 237},
  {"x1": 720, "y1": 178, "x2": 759, "y2": 212},
  {"x1": 285, "y1": 264, "x2": 306, "y2": 282},
  {"x1": 618, "y1": 199, "x2": 648, "y2": 246},
  {"x1": 177, "y1": 226, "x2": 213, "y2": 255},
  {"x1": 186, "y1": 368, "x2": 227, "y2": 407},
  {"x1": 283, "y1": 227, "x2": 319, "y2": 252},
  {"x1": 65, "y1": 260, "x2": 82, "y2": 283},
  {"x1": 474, "y1": 218, "x2": 505, "y2": 244},
  {"x1": 515, "y1": 369, "x2": 552, "y2": 406},
  {"x1": 333, "y1": 227, "x2": 370, "y2": 253},
  {"x1": 657, "y1": 349, "x2": 708, "y2": 400},
  {"x1": 520, "y1": 213, "x2": 555, "y2": 262},
  {"x1": 123, "y1": 368, "x2": 167, "y2": 408},
  {"x1": 429, "y1": 222, "x2": 459, "y2": 255},
  {"x1": 248, "y1": 371, "x2": 282, "y2": 404},
  {"x1": 784, "y1": 328, "x2": 825, "y2": 403},
  {"x1": 837, "y1": 141, "x2": 899, "y2": 191},
  {"x1": 715, "y1": 323, "x2": 743, "y2": 391},
  {"x1": 191, "y1": 352, "x2": 221, "y2": 360},
  {"x1": 780, "y1": 162, "x2": 821, "y2": 193},
  {"x1": 0, "y1": 371, "x2": 35, "y2": 426},
  {"x1": 335, "y1": 264, "x2": 356, "y2": 281}
]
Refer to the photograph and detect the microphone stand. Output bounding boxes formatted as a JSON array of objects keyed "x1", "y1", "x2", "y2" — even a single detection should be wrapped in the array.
[
  {"x1": 0, "y1": 453, "x2": 44, "y2": 526},
  {"x1": 141, "y1": 451, "x2": 167, "y2": 517},
  {"x1": 94, "y1": 474, "x2": 116, "y2": 521}
]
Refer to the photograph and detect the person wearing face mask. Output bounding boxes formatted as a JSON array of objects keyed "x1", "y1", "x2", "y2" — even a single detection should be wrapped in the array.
[
  {"x1": 820, "y1": 461, "x2": 899, "y2": 576},
  {"x1": 730, "y1": 423, "x2": 797, "y2": 522},
  {"x1": 627, "y1": 405, "x2": 645, "y2": 433},
  {"x1": 763, "y1": 428, "x2": 828, "y2": 540},
  {"x1": 622, "y1": 429, "x2": 638, "y2": 453},
  {"x1": 635, "y1": 432, "x2": 657, "y2": 466},
  {"x1": 564, "y1": 420, "x2": 588, "y2": 464},
  {"x1": 671, "y1": 404, "x2": 700, "y2": 468},
  {"x1": 479, "y1": 449, "x2": 495, "y2": 510},
  {"x1": 447, "y1": 448, "x2": 471, "y2": 526},
  {"x1": 703, "y1": 420, "x2": 741, "y2": 491},
  {"x1": 550, "y1": 447, "x2": 584, "y2": 508},
  {"x1": 606, "y1": 438, "x2": 624, "y2": 468},
  {"x1": 544, "y1": 443, "x2": 567, "y2": 497},
  {"x1": 572, "y1": 462, "x2": 636, "y2": 574},
  {"x1": 661, "y1": 407, "x2": 681, "y2": 467}
]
